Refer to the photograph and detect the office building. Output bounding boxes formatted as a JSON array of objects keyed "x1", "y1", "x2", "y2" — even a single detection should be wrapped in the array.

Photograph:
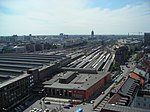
[
  {"x1": 115, "y1": 46, "x2": 129, "y2": 64},
  {"x1": 0, "y1": 53, "x2": 70, "y2": 111},
  {"x1": 144, "y1": 33, "x2": 150, "y2": 46},
  {"x1": 91, "y1": 30, "x2": 94, "y2": 38}
]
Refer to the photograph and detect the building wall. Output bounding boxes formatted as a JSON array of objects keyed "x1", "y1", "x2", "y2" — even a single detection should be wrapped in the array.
[
  {"x1": 126, "y1": 42, "x2": 142, "y2": 52},
  {"x1": 143, "y1": 59, "x2": 150, "y2": 73},
  {"x1": 0, "y1": 60, "x2": 68, "y2": 110},
  {"x1": 133, "y1": 96, "x2": 150, "y2": 110},
  {"x1": 44, "y1": 73, "x2": 111, "y2": 101},
  {"x1": 0, "y1": 76, "x2": 30, "y2": 111},
  {"x1": 115, "y1": 46, "x2": 128, "y2": 64},
  {"x1": 38, "y1": 58, "x2": 71, "y2": 80},
  {"x1": 85, "y1": 73, "x2": 111, "y2": 100},
  {"x1": 144, "y1": 33, "x2": 150, "y2": 46},
  {"x1": 72, "y1": 90, "x2": 86, "y2": 99},
  {"x1": 85, "y1": 78, "x2": 104, "y2": 99},
  {"x1": 39, "y1": 65, "x2": 57, "y2": 80}
]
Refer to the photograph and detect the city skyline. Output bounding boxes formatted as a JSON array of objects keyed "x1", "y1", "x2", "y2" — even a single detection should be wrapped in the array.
[{"x1": 0, "y1": 0, "x2": 150, "y2": 36}]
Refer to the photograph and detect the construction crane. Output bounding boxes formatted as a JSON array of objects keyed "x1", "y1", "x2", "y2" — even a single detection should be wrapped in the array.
[
  {"x1": 128, "y1": 32, "x2": 143, "y2": 35},
  {"x1": 128, "y1": 32, "x2": 143, "y2": 38}
]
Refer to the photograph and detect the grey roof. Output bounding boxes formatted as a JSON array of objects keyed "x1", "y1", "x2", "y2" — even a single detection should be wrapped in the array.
[
  {"x1": 0, "y1": 53, "x2": 67, "y2": 86},
  {"x1": 133, "y1": 68, "x2": 147, "y2": 78},
  {"x1": 102, "y1": 104, "x2": 150, "y2": 112},
  {"x1": 0, "y1": 73, "x2": 30, "y2": 88},
  {"x1": 119, "y1": 77, "x2": 139, "y2": 96},
  {"x1": 72, "y1": 74, "x2": 89, "y2": 83},
  {"x1": 59, "y1": 71, "x2": 75, "y2": 80},
  {"x1": 45, "y1": 82, "x2": 82, "y2": 90},
  {"x1": 44, "y1": 72, "x2": 109, "y2": 90}
]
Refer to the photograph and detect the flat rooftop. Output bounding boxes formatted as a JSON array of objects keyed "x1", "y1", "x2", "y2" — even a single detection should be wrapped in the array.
[
  {"x1": 133, "y1": 68, "x2": 147, "y2": 78},
  {"x1": 0, "y1": 53, "x2": 67, "y2": 85},
  {"x1": 44, "y1": 71, "x2": 109, "y2": 90}
]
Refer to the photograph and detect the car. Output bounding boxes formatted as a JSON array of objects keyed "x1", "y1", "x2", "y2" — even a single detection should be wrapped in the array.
[
  {"x1": 64, "y1": 105, "x2": 70, "y2": 109},
  {"x1": 101, "y1": 91, "x2": 105, "y2": 94},
  {"x1": 44, "y1": 108, "x2": 49, "y2": 112},
  {"x1": 39, "y1": 109, "x2": 43, "y2": 112},
  {"x1": 14, "y1": 108, "x2": 20, "y2": 112},
  {"x1": 29, "y1": 110, "x2": 35, "y2": 112},
  {"x1": 33, "y1": 108, "x2": 37, "y2": 111},
  {"x1": 44, "y1": 101, "x2": 51, "y2": 104},
  {"x1": 19, "y1": 105, "x2": 25, "y2": 110},
  {"x1": 82, "y1": 102, "x2": 86, "y2": 105},
  {"x1": 75, "y1": 108, "x2": 83, "y2": 112},
  {"x1": 90, "y1": 100, "x2": 95, "y2": 104},
  {"x1": 16, "y1": 107, "x2": 22, "y2": 112},
  {"x1": 67, "y1": 104, "x2": 73, "y2": 107}
]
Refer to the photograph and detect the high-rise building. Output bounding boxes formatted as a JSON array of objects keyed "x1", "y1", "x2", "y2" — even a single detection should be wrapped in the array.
[
  {"x1": 144, "y1": 33, "x2": 150, "y2": 46},
  {"x1": 91, "y1": 30, "x2": 94, "y2": 37}
]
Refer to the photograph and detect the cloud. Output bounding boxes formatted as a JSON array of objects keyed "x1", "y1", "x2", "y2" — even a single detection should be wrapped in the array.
[{"x1": 0, "y1": 0, "x2": 150, "y2": 35}]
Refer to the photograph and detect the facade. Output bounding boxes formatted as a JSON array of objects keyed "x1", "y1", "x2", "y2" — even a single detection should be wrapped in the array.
[
  {"x1": 13, "y1": 46, "x2": 26, "y2": 53},
  {"x1": 144, "y1": 33, "x2": 150, "y2": 46},
  {"x1": 143, "y1": 54, "x2": 150, "y2": 73},
  {"x1": 144, "y1": 46, "x2": 150, "y2": 53},
  {"x1": 115, "y1": 46, "x2": 129, "y2": 64},
  {"x1": 0, "y1": 74, "x2": 34, "y2": 111}
]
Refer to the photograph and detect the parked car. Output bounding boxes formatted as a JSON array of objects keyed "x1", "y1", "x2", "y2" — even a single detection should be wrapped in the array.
[
  {"x1": 90, "y1": 100, "x2": 95, "y2": 104},
  {"x1": 101, "y1": 91, "x2": 105, "y2": 94},
  {"x1": 44, "y1": 101, "x2": 51, "y2": 104},
  {"x1": 64, "y1": 105, "x2": 70, "y2": 109},
  {"x1": 75, "y1": 108, "x2": 83, "y2": 112},
  {"x1": 67, "y1": 104, "x2": 73, "y2": 107}
]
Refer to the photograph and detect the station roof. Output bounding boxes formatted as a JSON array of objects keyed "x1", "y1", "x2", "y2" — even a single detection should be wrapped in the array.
[{"x1": 0, "y1": 53, "x2": 67, "y2": 86}]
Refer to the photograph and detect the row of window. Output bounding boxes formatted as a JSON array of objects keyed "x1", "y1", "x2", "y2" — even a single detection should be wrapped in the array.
[
  {"x1": 3, "y1": 78, "x2": 28, "y2": 91},
  {"x1": 137, "y1": 102, "x2": 150, "y2": 107}
]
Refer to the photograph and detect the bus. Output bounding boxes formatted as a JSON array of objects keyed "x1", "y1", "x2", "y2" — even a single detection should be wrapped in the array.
[{"x1": 75, "y1": 108, "x2": 83, "y2": 112}]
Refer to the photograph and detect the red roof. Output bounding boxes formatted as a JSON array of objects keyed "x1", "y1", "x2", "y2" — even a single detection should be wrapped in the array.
[{"x1": 129, "y1": 73, "x2": 144, "y2": 86}]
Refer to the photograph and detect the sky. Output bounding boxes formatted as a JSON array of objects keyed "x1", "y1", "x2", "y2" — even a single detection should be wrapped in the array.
[{"x1": 0, "y1": 0, "x2": 150, "y2": 36}]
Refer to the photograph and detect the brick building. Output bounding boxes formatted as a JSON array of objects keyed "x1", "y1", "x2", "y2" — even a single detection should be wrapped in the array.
[{"x1": 44, "y1": 72, "x2": 111, "y2": 102}]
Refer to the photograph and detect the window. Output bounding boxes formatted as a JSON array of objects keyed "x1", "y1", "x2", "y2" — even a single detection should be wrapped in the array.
[{"x1": 4, "y1": 87, "x2": 7, "y2": 90}]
